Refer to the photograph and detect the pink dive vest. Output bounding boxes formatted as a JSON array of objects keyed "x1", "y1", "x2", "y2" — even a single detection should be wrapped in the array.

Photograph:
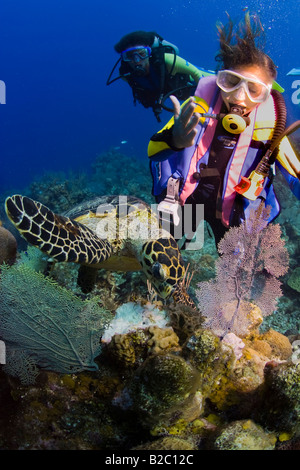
[{"x1": 178, "y1": 76, "x2": 275, "y2": 227}]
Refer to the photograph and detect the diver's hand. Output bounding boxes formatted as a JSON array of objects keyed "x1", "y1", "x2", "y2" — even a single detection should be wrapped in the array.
[{"x1": 170, "y1": 95, "x2": 200, "y2": 149}]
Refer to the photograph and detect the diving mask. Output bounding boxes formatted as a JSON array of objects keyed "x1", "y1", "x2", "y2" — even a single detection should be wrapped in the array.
[
  {"x1": 121, "y1": 46, "x2": 151, "y2": 63},
  {"x1": 216, "y1": 70, "x2": 272, "y2": 103}
]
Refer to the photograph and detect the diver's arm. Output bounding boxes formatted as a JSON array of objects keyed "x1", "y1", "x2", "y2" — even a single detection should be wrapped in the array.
[
  {"x1": 164, "y1": 53, "x2": 205, "y2": 83},
  {"x1": 276, "y1": 136, "x2": 300, "y2": 199},
  {"x1": 148, "y1": 96, "x2": 200, "y2": 159}
]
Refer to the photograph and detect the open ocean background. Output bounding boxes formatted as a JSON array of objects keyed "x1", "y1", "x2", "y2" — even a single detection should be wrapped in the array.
[{"x1": 1, "y1": 0, "x2": 299, "y2": 192}]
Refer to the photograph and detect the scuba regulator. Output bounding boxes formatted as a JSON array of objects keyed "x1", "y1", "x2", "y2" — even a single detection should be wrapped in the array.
[
  {"x1": 199, "y1": 103, "x2": 251, "y2": 135},
  {"x1": 221, "y1": 105, "x2": 250, "y2": 134}
]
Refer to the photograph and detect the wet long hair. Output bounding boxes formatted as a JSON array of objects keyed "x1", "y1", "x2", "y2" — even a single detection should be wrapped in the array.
[
  {"x1": 215, "y1": 12, "x2": 277, "y2": 80},
  {"x1": 114, "y1": 31, "x2": 162, "y2": 53}
]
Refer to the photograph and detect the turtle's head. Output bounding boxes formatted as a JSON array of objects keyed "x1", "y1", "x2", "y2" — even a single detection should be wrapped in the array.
[{"x1": 140, "y1": 237, "x2": 185, "y2": 299}]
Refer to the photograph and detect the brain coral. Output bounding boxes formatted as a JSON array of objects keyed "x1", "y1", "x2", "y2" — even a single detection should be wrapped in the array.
[{"x1": 0, "y1": 226, "x2": 17, "y2": 265}]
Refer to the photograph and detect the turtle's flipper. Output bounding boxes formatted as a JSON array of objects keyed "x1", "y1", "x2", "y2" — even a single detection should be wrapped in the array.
[{"x1": 5, "y1": 195, "x2": 112, "y2": 264}]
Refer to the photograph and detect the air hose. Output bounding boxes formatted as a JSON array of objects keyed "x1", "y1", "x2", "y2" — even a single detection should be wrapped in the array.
[{"x1": 254, "y1": 89, "x2": 287, "y2": 176}]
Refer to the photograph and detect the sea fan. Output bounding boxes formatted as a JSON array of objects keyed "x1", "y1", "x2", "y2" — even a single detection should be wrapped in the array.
[
  {"x1": 196, "y1": 203, "x2": 289, "y2": 337},
  {"x1": 0, "y1": 262, "x2": 112, "y2": 384}
]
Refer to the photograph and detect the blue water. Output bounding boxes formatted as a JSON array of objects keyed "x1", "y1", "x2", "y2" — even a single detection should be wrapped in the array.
[{"x1": 1, "y1": 0, "x2": 299, "y2": 192}]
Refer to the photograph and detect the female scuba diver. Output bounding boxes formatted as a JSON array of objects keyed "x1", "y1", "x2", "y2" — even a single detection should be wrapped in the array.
[
  {"x1": 148, "y1": 13, "x2": 300, "y2": 246},
  {"x1": 107, "y1": 30, "x2": 213, "y2": 121}
]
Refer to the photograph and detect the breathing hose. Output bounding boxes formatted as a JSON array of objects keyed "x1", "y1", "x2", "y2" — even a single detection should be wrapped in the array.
[
  {"x1": 254, "y1": 89, "x2": 287, "y2": 176},
  {"x1": 230, "y1": 89, "x2": 300, "y2": 200}
]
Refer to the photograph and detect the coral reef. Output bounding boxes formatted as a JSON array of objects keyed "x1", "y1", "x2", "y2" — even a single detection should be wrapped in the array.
[
  {"x1": 0, "y1": 258, "x2": 299, "y2": 451},
  {"x1": 103, "y1": 325, "x2": 181, "y2": 372},
  {"x1": 28, "y1": 171, "x2": 94, "y2": 214},
  {"x1": 90, "y1": 149, "x2": 152, "y2": 205},
  {"x1": 256, "y1": 361, "x2": 300, "y2": 435},
  {"x1": 0, "y1": 148, "x2": 299, "y2": 451},
  {"x1": 258, "y1": 329, "x2": 292, "y2": 360}
]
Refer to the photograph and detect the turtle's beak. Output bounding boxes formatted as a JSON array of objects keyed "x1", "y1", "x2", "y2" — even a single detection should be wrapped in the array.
[{"x1": 152, "y1": 262, "x2": 166, "y2": 281}]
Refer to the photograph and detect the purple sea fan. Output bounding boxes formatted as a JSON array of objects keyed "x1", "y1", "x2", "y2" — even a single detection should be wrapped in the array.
[
  {"x1": 196, "y1": 203, "x2": 289, "y2": 337},
  {"x1": 257, "y1": 223, "x2": 289, "y2": 277}
]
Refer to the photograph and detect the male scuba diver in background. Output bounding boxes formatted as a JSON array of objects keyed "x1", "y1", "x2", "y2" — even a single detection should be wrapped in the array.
[
  {"x1": 107, "y1": 30, "x2": 213, "y2": 121},
  {"x1": 148, "y1": 13, "x2": 300, "y2": 246}
]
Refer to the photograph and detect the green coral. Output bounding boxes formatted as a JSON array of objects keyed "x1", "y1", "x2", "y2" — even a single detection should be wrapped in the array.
[
  {"x1": 18, "y1": 245, "x2": 49, "y2": 273},
  {"x1": 184, "y1": 329, "x2": 220, "y2": 362},
  {"x1": 287, "y1": 267, "x2": 300, "y2": 292},
  {"x1": 183, "y1": 329, "x2": 235, "y2": 402},
  {"x1": 214, "y1": 419, "x2": 277, "y2": 450},
  {"x1": 0, "y1": 262, "x2": 113, "y2": 383},
  {"x1": 128, "y1": 353, "x2": 199, "y2": 420},
  {"x1": 258, "y1": 362, "x2": 300, "y2": 434}
]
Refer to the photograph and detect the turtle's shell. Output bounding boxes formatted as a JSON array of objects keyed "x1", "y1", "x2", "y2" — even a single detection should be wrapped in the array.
[
  {"x1": 63, "y1": 195, "x2": 150, "y2": 221},
  {"x1": 63, "y1": 195, "x2": 162, "y2": 272},
  {"x1": 5, "y1": 194, "x2": 187, "y2": 300}
]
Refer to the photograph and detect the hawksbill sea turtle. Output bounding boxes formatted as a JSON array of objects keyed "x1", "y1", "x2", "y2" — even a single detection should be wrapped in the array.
[{"x1": 5, "y1": 194, "x2": 194, "y2": 305}]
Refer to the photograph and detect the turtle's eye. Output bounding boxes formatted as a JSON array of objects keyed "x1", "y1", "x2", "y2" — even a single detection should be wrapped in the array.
[{"x1": 152, "y1": 262, "x2": 166, "y2": 280}]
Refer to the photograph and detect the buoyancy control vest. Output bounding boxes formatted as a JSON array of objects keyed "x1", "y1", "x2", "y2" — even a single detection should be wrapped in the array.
[{"x1": 149, "y1": 76, "x2": 281, "y2": 227}]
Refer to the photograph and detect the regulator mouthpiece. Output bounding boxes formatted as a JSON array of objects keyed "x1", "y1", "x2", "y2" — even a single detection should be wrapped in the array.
[
  {"x1": 222, "y1": 105, "x2": 250, "y2": 134},
  {"x1": 134, "y1": 65, "x2": 147, "y2": 76}
]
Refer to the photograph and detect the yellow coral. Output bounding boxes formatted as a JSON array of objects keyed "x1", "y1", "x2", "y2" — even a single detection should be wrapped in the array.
[
  {"x1": 260, "y1": 329, "x2": 292, "y2": 360},
  {"x1": 150, "y1": 419, "x2": 188, "y2": 437},
  {"x1": 108, "y1": 333, "x2": 136, "y2": 366},
  {"x1": 60, "y1": 374, "x2": 76, "y2": 390},
  {"x1": 279, "y1": 432, "x2": 293, "y2": 442},
  {"x1": 147, "y1": 326, "x2": 180, "y2": 354},
  {"x1": 242, "y1": 420, "x2": 253, "y2": 430},
  {"x1": 167, "y1": 419, "x2": 188, "y2": 435},
  {"x1": 206, "y1": 414, "x2": 222, "y2": 426},
  {"x1": 251, "y1": 339, "x2": 272, "y2": 358},
  {"x1": 190, "y1": 419, "x2": 205, "y2": 434}
]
